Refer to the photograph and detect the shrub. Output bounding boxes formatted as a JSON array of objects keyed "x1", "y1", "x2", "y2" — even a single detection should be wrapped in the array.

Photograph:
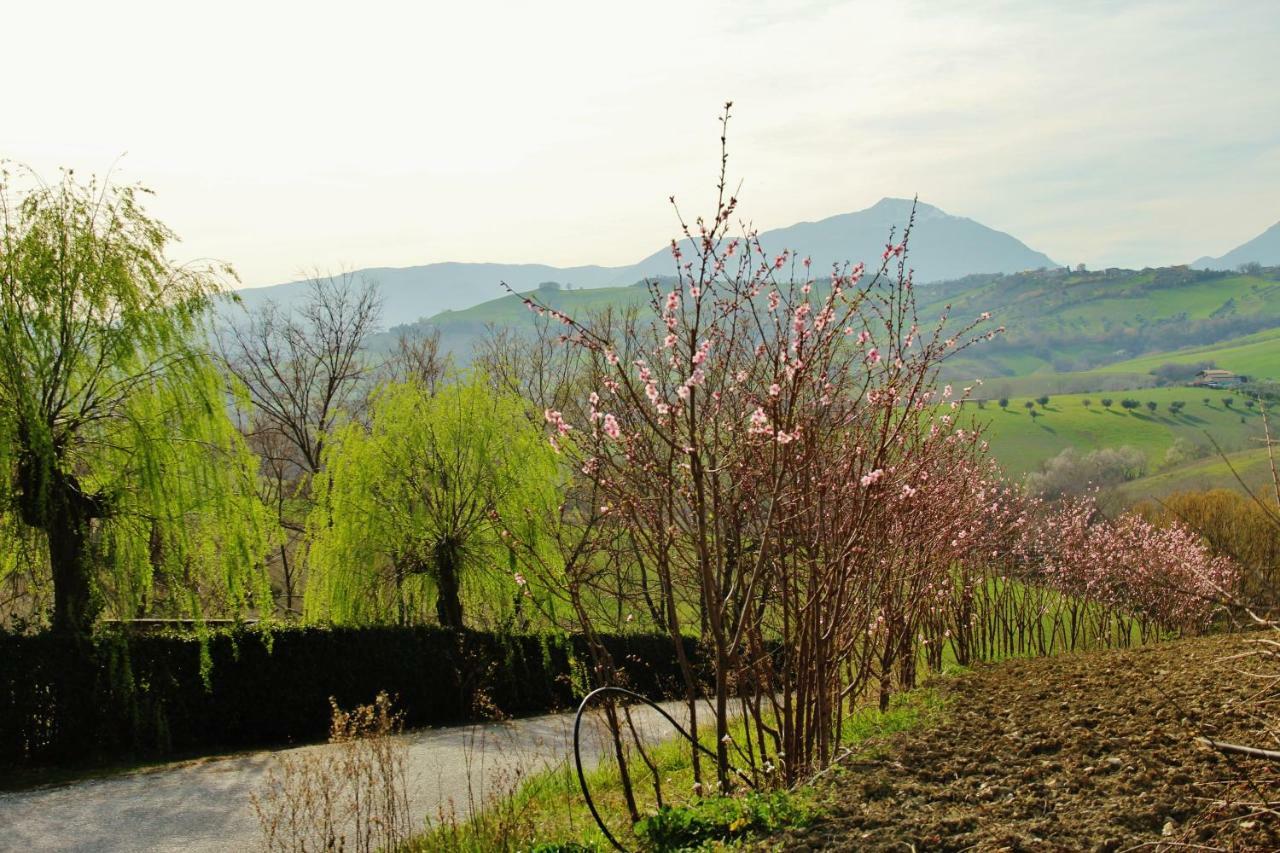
[
  {"x1": 1150, "y1": 361, "x2": 1215, "y2": 384},
  {"x1": 634, "y1": 792, "x2": 813, "y2": 849},
  {"x1": 998, "y1": 398, "x2": 1009, "y2": 408},
  {"x1": 0, "y1": 627, "x2": 701, "y2": 768},
  {"x1": 252, "y1": 692, "x2": 411, "y2": 853},
  {"x1": 1163, "y1": 437, "x2": 1208, "y2": 467},
  {"x1": 1036, "y1": 395, "x2": 1050, "y2": 408},
  {"x1": 1025, "y1": 445, "x2": 1146, "y2": 499},
  {"x1": 1101, "y1": 398, "x2": 1114, "y2": 408}
]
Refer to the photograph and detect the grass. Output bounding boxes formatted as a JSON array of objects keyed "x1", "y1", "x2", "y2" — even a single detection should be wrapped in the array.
[
  {"x1": 974, "y1": 386, "x2": 1266, "y2": 476},
  {"x1": 1112, "y1": 445, "x2": 1280, "y2": 504},
  {"x1": 407, "y1": 688, "x2": 947, "y2": 852},
  {"x1": 1095, "y1": 326, "x2": 1280, "y2": 379}
]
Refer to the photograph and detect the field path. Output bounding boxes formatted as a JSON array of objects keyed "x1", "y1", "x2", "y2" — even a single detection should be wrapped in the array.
[
  {"x1": 778, "y1": 633, "x2": 1274, "y2": 851},
  {"x1": 0, "y1": 696, "x2": 706, "y2": 852}
]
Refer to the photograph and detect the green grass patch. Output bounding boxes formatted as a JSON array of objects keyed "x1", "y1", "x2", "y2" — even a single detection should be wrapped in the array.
[{"x1": 408, "y1": 688, "x2": 946, "y2": 852}]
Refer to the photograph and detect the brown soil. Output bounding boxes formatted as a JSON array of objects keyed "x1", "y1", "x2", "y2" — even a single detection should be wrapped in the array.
[{"x1": 784, "y1": 634, "x2": 1277, "y2": 852}]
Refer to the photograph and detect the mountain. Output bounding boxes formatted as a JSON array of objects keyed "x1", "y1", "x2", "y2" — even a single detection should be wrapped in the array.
[
  {"x1": 231, "y1": 198, "x2": 1056, "y2": 326},
  {"x1": 1193, "y1": 220, "x2": 1280, "y2": 270}
]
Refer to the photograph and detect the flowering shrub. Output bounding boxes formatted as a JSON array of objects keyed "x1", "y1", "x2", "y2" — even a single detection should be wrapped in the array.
[{"x1": 507, "y1": 104, "x2": 1002, "y2": 793}]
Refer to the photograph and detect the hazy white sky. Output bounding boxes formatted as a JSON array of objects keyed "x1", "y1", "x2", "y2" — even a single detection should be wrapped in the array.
[{"x1": 6, "y1": 0, "x2": 1278, "y2": 286}]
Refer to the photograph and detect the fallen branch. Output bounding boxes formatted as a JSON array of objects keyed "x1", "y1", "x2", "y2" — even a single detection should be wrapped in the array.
[{"x1": 1199, "y1": 737, "x2": 1280, "y2": 762}]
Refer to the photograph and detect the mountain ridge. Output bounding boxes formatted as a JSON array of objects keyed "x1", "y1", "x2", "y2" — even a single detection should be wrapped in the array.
[
  {"x1": 232, "y1": 198, "x2": 1056, "y2": 325},
  {"x1": 1192, "y1": 220, "x2": 1280, "y2": 270}
]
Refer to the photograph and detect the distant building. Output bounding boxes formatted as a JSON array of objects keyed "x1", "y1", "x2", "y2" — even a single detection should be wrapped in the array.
[{"x1": 1191, "y1": 368, "x2": 1248, "y2": 388}]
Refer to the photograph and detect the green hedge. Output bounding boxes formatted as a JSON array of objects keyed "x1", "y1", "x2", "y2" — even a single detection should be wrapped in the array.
[{"x1": 0, "y1": 627, "x2": 701, "y2": 768}]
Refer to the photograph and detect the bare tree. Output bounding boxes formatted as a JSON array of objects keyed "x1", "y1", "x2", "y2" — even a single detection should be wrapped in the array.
[
  {"x1": 379, "y1": 325, "x2": 450, "y2": 394},
  {"x1": 218, "y1": 272, "x2": 382, "y2": 613}
]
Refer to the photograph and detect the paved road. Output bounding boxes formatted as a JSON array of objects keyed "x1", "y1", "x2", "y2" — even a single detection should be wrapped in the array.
[{"x1": 0, "y1": 698, "x2": 708, "y2": 852}]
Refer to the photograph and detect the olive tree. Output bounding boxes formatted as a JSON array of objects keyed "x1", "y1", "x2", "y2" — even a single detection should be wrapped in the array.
[
  {"x1": 0, "y1": 169, "x2": 274, "y2": 635},
  {"x1": 303, "y1": 374, "x2": 558, "y2": 629}
]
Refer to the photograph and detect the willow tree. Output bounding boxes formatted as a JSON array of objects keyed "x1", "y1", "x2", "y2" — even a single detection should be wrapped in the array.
[
  {"x1": 0, "y1": 168, "x2": 275, "y2": 636},
  {"x1": 304, "y1": 375, "x2": 559, "y2": 629}
]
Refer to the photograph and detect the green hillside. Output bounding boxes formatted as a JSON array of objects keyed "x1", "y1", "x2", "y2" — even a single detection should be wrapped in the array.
[
  {"x1": 1095, "y1": 327, "x2": 1280, "y2": 379},
  {"x1": 1111, "y1": 446, "x2": 1278, "y2": 505},
  {"x1": 400, "y1": 265, "x2": 1280, "y2": 385},
  {"x1": 922, "y1": 266, "x2": 1280, "y2": 381},
  {"x1": 976, "y1": 387, "x2": 1266, "y2": 477}
]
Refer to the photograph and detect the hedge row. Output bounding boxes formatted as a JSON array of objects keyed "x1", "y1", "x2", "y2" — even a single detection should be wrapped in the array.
[{"x1": 0, "y1": 627, "x2": 702, "y2": 767}]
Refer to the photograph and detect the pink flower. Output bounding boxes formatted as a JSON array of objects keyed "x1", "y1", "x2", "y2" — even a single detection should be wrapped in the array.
[
  {"x1": 748, "y1": 406, "x2": 772, "y2": 436},
  {"x1": 866, "y1": 348, "x2": 881, "y2": 364},
  {"x1": 769, "y1": 383, "x2": 781, "y2": 397},
  {"x1": 602, "y1": 414, "x2": 621, "y2": 439}
]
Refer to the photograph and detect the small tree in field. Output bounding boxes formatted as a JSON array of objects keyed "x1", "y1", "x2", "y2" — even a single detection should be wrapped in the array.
[
  {"x1": 304, "y1": 375, "x2": 557, "y2": 628},
  {"x1": 1102, "y1": 397, "x2": 1114, "y2": 408},
  {"x1": 1036, "y1": 394, "x2": 1050, "y2": 409},
  {"x1": 1146, "y1": 400, "x2": 1158, "y2": 414},
  {"x1": 1082, "y1": 398, "x2": 1091, "y2": 408},
  {"x1": 0, "y1": 168, "x2": 274, "y2": 636}
]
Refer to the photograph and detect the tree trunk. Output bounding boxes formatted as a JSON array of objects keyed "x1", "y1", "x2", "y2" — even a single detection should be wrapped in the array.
[
  {"x1": 15, "y1": 453, "x2": 101, "y2": 636},
  {"x1": 48, "y1": 505, "x2": 98, "y2": 636},
  {"x1": 434, "y1": 539, "x2": 464, "y2": 630}
]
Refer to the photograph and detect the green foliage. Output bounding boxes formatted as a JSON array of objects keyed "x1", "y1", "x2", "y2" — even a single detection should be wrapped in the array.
[
  {"x1": 633, "y1": 791, "x2": 813, "y2": 851},
  {"x1": 304, "y1": 374, "x2": 560, "y2": 628},
  {"x1": 0, "y1": 168, "x2": 274, "y2": 632}
]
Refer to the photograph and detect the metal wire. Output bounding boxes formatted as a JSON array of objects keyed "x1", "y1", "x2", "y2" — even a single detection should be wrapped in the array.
[{"x1": 571, "y1": 686, "x2": 745, "y2": 852}]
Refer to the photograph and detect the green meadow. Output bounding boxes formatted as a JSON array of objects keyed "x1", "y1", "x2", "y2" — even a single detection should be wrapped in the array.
[{"x1": 975, "y1": 387, "x2": 1266, "y2": 477}]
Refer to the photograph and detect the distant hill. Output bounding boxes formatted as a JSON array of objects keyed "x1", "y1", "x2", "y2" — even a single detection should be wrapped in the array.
[
  {"x1": 1193, "y1": 220, "x2": 1280, "y2": 270},
  {"x1": 399, "y1": 263, "x2": 1280, "y2": 381},
  {"x1": 231, "y1": 198, "x2": 1055, "y2": 326}
]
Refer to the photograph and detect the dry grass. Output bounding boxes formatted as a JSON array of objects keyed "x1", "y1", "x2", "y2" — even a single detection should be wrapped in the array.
[{"x1": 250, "y1": 691, "x2": 412, "y2": 852}]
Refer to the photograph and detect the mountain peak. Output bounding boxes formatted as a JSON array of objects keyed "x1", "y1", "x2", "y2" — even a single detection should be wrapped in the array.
[
  {"x1": 1193, "y1": 219, "x2": 1280, "y2": 270},
  {"x1": 237, "y1": 201, "x2": 1056, "y2": 323}
]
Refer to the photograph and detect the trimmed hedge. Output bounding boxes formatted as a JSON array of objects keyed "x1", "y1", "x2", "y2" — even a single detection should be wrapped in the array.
[{"x1": 0, "y1": 627, "x2": 701, "y2": 768}]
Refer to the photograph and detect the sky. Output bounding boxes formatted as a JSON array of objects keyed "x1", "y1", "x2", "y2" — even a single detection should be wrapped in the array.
[{"x1": 5, "y1": 0, "x2": 1279, "y2": 287}]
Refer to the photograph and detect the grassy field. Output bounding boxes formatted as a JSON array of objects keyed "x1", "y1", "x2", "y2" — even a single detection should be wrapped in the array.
[
  {"x1": 1095, "y1": 326, "x2": 1280, "y2": 379},
  {"x1": 975, "y1": 386, "x2": 1266, "y2": 476}
]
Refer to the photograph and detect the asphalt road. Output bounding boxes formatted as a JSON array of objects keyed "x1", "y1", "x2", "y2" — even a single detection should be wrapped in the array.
[{"x1": 0, "y1": 697, "x2": 709, "y2": 852}]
